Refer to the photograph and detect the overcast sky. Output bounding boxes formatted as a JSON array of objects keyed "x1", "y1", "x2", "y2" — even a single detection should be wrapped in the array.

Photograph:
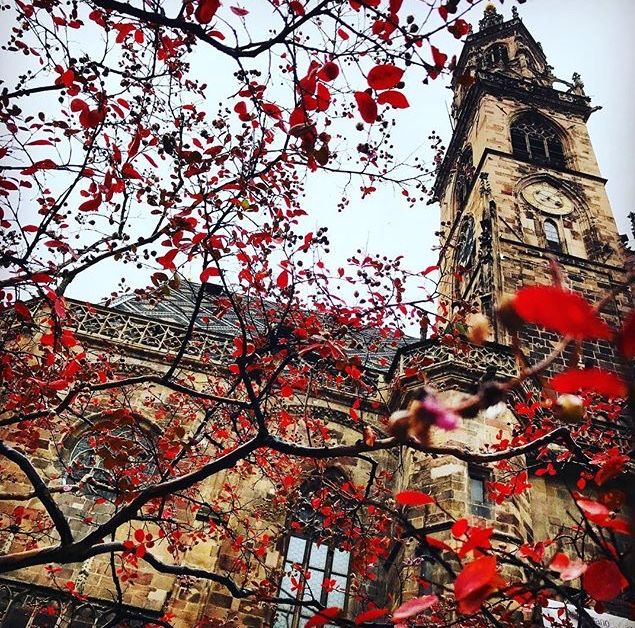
[
  {"x1": 308, "y1": 0, "x2": 635, "y2": 287},
  {"x1": 2, "y1": 0, "x2": 633, "y2": 304}
]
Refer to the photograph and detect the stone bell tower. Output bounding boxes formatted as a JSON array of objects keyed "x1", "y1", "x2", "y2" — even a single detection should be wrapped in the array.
[
  {"x1": 387, "y1": 5, "x2": 632, "y2": 607},
  {"x1": 433, "y1": 4, "x2": 630, "y2": 367}
]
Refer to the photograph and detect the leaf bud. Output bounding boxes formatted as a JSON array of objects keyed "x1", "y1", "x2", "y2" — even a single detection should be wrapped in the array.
[
  {"x1": 553, "y1": 394, "x2": 585, "y2": 423},
  {"x1": 467, "y1": 313, "x2": 492, "y2": 346},
  {"x1": 496, "y1": 294, "x2": 524, "y2": 333}
]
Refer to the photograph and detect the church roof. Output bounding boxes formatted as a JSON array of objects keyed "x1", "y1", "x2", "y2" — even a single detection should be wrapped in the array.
[{"x1": 112, "y1": 280, "x2": 412, "y2": 372}]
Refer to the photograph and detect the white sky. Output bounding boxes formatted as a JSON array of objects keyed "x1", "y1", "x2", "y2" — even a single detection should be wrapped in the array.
[
  {"x1": 307, "y1": 0, "x2": 635, "y2": 286},
  {"x1": 1, "y1": 0, "x2": 633, "y2": 304}
]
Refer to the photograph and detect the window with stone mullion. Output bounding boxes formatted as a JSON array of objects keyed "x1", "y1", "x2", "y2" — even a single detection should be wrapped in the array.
[{"x1": 275, "y1": 534, "x2": 350, "y2": 628}]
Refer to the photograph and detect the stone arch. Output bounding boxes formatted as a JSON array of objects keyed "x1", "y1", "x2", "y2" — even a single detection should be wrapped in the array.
[
  {"x1": 482, "y1": 42, "x2": 509, "y2": 68},
  {"x1": 62, "y1": 409, "x2": 160, "y2": 497},
  {"x1": 509, "y1": 110, "x2": 569, "y2": 169}
]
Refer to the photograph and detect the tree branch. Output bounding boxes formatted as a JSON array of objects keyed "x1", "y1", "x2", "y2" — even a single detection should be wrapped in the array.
[{"x1": 0, "y1": 440, "x2": 73, "y2": 545}]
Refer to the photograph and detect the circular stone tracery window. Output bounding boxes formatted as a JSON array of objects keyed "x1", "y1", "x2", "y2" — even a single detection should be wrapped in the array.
[{"x1": 66, "y1": 410, "x2": 158, "y2": 498}]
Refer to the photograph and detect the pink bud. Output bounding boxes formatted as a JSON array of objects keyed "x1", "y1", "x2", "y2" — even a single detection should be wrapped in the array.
[{"x1": 419, "y1": 396, "x2": 460, "y2": 431}]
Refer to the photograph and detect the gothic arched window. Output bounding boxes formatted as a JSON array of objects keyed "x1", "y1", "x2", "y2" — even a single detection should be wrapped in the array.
[
  {"x1": 543, "y1": 219, "x2": 562, "y2": 252},
  {"x1": 454, "y1": 146, "x2": 474, "y2": 208},
  {"x1": 510, "y1": 113, "x2": 566, "y2": 168},
  {"x1": 66, "y1": 411, "x2": 158, "y2": 498},
  {"x1": 273, "y1": 469, "x2": 352, "y2": 628},
  {"x1": 484, "y1": 43, "x2": 509, "y2": 67}
]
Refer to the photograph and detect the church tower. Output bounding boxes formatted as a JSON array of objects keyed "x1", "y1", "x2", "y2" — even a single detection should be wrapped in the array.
[
  {"x1": 388, "y1": 5, "x2": 632, "y2": 608},
  {"x1": 433, "y1": 4, "x2": 630, "y2": 367}
]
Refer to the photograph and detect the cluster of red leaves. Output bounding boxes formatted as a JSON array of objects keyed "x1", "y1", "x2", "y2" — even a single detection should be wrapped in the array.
[
  {"x1": 355, "y1": 63, "x2": 408, "y2": 124},
  {"x1": 510, "y1": 285, "x2": 632, "y2": 398},
  {"x1": 454, "y1": 555, "x2": 506, "y2": 614}
]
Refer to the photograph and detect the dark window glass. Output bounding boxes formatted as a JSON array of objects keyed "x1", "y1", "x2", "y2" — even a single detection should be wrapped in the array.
[
  {"x1": 510, "y1": 113, "x2": 566, "y2": 168},
  {"x1": 469, "y1": 468, "x2": 492, "y2": 518},
  {"x1": 454, "y1": 146, "x2": 474, "y2": 207},
  {"x1": 485, "y1": 44, "x2": 509, "y2": 67}
]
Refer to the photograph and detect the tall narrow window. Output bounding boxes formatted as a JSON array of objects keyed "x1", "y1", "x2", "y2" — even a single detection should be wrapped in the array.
[
  {"x1": 454, "y1": 146, "x2": 474, "y2": 208},
  {"x1": 275, "y1": 536, "x2": 351, "y2": 628},
  {"x1": 469, "y1": 467, "x2": 492, "y2": 518},
  {"x1": 544, "y1": 219, "x2": 562, "y2": 253},
  {"x1": 510, "y1": 113, "x2": 566, "y2": 168},
  {"x1": 274, "y1": 469, "x2": 351, "y2": 628},
  {"x1": 66, "y1": 411, "x2": 158, "y2": 498}
]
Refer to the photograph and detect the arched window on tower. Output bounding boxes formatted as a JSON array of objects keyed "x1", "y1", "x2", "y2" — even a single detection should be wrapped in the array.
[
  {"x1": 510, "y1": 113, "x2": 566, "y2": 168},
  {"x1": 454, "y1": 146, "x2": 474, "y2": 208},
  {"x1": 543, "y1": 219, "x2": 562, "y2": 253},
  {"x1": 273, "y1": 468, "x2": 352, "y2": 628},
  {"x1": 483, "y1": 43, "x2": 509, "y2": 68}
]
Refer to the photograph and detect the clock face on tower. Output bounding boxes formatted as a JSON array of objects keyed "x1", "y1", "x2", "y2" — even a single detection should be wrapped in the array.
[{"x1": 521, "y1": 181, "x2": 574, "y2": 216}]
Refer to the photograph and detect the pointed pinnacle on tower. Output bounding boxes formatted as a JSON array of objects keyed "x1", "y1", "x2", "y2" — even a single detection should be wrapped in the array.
[{"x1": 479, "y1": 3, "x2": 504, "y2": 31}]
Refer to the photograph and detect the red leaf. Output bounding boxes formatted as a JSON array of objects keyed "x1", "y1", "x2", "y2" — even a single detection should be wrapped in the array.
[
  {"x1": 317, "y1": 62, "x2": 339, "y2": 82},
  {"x1": 392, "y1": 595, "x2": 438, "y2": 621},
  {"x1": 200, "y1": 266, "x2": 220, "y2": 283},
  {"x1": 230, "y1": 5, "x2": 249, "y2": 15},
  {"x1": 354, "y1": 91, "x2": 377, "y2": 124},
  {"x1": 134, "y1": 529, "x2": 145, "y2": 543},
  {"x1": 337, "y1": 27, "x2": 349, "y2": 40},
  {"x1": 549, "y1": 552, "x2": 587, "y2": 581},
  {"x1": 376, "y1": 90, "x2": 409, "y2": 108},
  {"x1": 431, "y1": 45, "x2": 447, "y2": 69},
  {"x1": 289, "y1": 1, "x2": 305, "y2": 16},
  {"x1": 15, "y1": 302, "x2": 32, "y2": 321},
  {"x1": 550, "y1": 368, "x2": 627, "y2": 398},
  {"x1": 195, "y1": 0, "x2": 220, "y2": 23},
  {"x1": 617, "y1": 309, "x2": 635, "y2": 358},
  {"x1": 276, "y1": 269, "x2": 289, "y2": 289},
  {"x1": 71, "y1": 98, "x2": 88, "y2": 112},
  {"x1": 31, "y1": 273, "x2": 53, "y2": 283},
  {"x1": 451, "y1": 518, "x2": 468, "y2": 538},
  {"x1": 306, "y1": 607, "x2": 341, "y2": 627},
  {"x1": 55, "y1": 68, "x2": 75, "y2": 88},
  {"x1": 367, "y1": 64, "x2": 404, "y2": 90},
  {"x1": 395, "y1": 490, "x2": 434, "y2": 506},
  {"x1": 122, "y1": 163, "x2": 143, "y2": 179},
  {"x1": 157, "y1": 249, "x2": 178, "y2": 270},
  {"x1": 583, "y1": 560, "x2": 628, "y2": 601},
  {"x1": 512, "y1": 285, "x2": 613, "y2": 339},
  {"x1": 288, "y1": 107, "x2": 312, "y2": 136},
  {"x1": 316, "y1": 83, "x2": 331, "y2": 111},
  {"x1": 455, "y1": 555, "x2": 505, "y2": 615},
  {"x1": 114, "y1": 23, "x2": 135, "y2": 44},
  {"x1": 354, "y1": 607, "x2": 388, "y2": 625},
  {"x1": 426, "y1": 534, "x2": 453, "y2": 552},
  {"x1": 79, "y1": 195, "x2": 102, "y2": 212},
  {"x1": 389, "y1": 0, "x2": 403, "y2": 16},
  {"x1": 0, "y1": 179, "x2": 18, "y2": 190},
  {"x1": 448, "y1": 18, "x2": 470, "y2": 39}
]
